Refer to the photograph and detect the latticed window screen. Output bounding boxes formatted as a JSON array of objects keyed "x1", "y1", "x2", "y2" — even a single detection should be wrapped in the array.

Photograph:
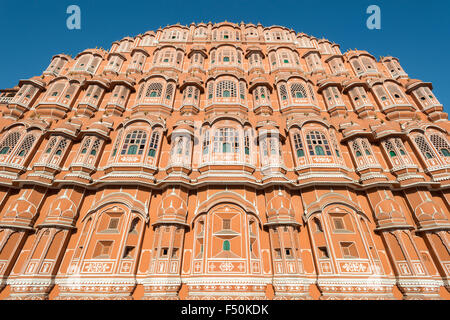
[
  {"x1": 254, "y1": 88, "x2": 259, "y2": 101},
  {"x1": 55, "y1": 138, "x2": 68, "y2": 156},
  {"x1": 244, "y1": 131, "x2": 250, "y2": 155},
  {"x1": 111, "y1": 130, "x2": 123, "y2": 157},
  {"x1": 49, "y1": 83, "x2": 65, "y2": 98},
  {"x1": 0, "y1": 131, "x2": 21, "y2": 155},
  {"x1": 213, "y1": 128, "x2": 239, "y2": 153},
  {"x1": 308, "y1": 85, "x2": 316, "y2": 101},
  {"x1": 290, "y1": 83, "x2": 307, "y2": 99},
  {"x1": 202, "y1": 130, "x2": 210, "y2": 155},
  {"x1": 362, "y1": 57, "x2": 376, "y2": 70},
  {"x1": 360, "y1": 139, "x2": 372, "y2": 155},
  {"x1": 383, "y1": 140, "x2": 397, "y2": 158},
  {"x1": 64, "y1": 84, "x2": 78, "y2": 100},
  {"x1": 329, "y1": 130, "x2": 341, "y2": 157},
  {"x1": 352, "y1": 59, "x2": 363, "y2": 73},
  {"x1": 45, "y1": 137, "x2": 58, "y2": 154},
  {"x1": 375, "y1": 86, "x2": 389, "y2": 102},
  {"x1": 148, "y1": 132, "x2": 160, "y2": 157},
  {"x1": 75, "y1": 55, "x2": 90, "y2": 70},
  {"x1": 414, "y1": 135, "x2": 436, "y2": 159},
  {"x1": 269, "y1": 137, "x2": 280, "y2": 156},
  {"x1": 176, "y1": 52, "x2": 183, "y2": 65},
  {"x1": 293, "y1": 133, "x2": 305, "y2": 157},
  {"x1": 387, "y1": 84, "x2": 403, "y2": 98},
  {"x1": 88, "y1": 57, "x2": 102, "y2": 73},
  {"x1": 137, "y1": 84, "x2": 144, "y2": 100},
  {"x1": 91, "y1": 139, "x2": 101, "y2": 156},
  {"x1": 239, "y1": 82, "x2": 246, "y2": 99},
  {"x1": 208, "y1": 83, "x2": 214, "y2": 99},
  {"x1": 429, "y1": 134, "x2": 450, "y2": 157},
  {"x1": 216, "y1": 80, "x2": 236, "y2": 98},
  {"x1": 81, "y1": 138, "x2": 91, "y2": 154},
  {"x1": 279, "y1": 84, "x2": 288, "y2": 100},
  {"x1": 121, "y1": 130, "x2": 148, "y2": 155},
  {"x1": 352, "y1": 140, "x2": 363, "y2": 157},
  {"x1": 261, "y1": 139, "x2": 268, "y2": 156},
  {"x1": 15, "y1": 134, "x2": 36, "y2": 157},
  {"x1": 153, "y1": 52, "x2": 159, "y2": 64},
  {"x1": 306, "y1": 131, "x2": 331, "y2": 156},
  {"x1": 332, "y1": 87, "x2": 340, "y2": 102},
  {"x1": 165, "y1": 83, "x2": 174, "y2": 100},
  {"x1": 145, "y1": 83, "x2": 163, "y2": 97},
  {"x1": 394, "y1": 139, "x2": 407, "y2": 156},
  {"x1": 269, "y1": 53, "x2": 276, "y2": 66}
]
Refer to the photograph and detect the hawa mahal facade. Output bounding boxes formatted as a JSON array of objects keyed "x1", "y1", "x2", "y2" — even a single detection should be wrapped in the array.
[{"x1": 0, "y1": 22, "x2": 448, "y2": 300}]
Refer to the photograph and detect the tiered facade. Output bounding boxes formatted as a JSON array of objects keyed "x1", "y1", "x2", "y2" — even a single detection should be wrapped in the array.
[{"x1": 0, "y1": 22, "x2": 449, "y2": 300}]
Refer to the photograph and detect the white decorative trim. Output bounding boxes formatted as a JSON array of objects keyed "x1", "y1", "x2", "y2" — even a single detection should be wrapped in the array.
[{"x1": 182, "y1": 277, "x2": 272, "y2": 286}]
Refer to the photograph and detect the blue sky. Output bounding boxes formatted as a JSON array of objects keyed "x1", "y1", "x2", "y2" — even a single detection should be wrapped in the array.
[{"x1": 0, "y1": 0, "x2": 449, "y2": 112}]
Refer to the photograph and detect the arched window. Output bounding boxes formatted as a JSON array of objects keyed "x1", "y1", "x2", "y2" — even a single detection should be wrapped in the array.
[
  {"x1": 145, "y1": 82, "x2": 163, "y2": 98},
  {"x1": 279, "y1": 84, "x2": 288, "y2": 101},
  {"x1": 216, "y1": 80, "x2": 237, "y2": 98},
  {"x1": 90, "y1": 139, "x2": 101, "y2": 156},
  {"x1": 244, "y1": 131, "x2": 250, "y2": 155},
  {"x1": 361, "y1": 139, "x2": 372, "y2": 156},
  {"x1": 306, "y1": 131, "x2": 331, "y2": 156},
  {"x1": 111, "y1": 130, "x2": 123, "y2": 158},
  {"x1": 54, "y1": 139, "x2": 68, "y2": 157},
  {"x1": 293, "y1": 133, "x2": 304, "y2": 157},
  {"x1": 414, "y1": 135, "x2": 436, "y2": 159},
  {"x1": 202, "y1": 130, "x2": 210, "y2": 155},
  {"x1": 148, "y1": 131, "x2": 160, "y2": 157},
  {"x1": 165, "y1": 83, "x2": 174, "y2": 100},
  {"x1": 290, "y1": 83, "x2": 307, "y2": 99},
  {"x1": 15, "y1": 134, "x2": 37, "y2": 158},
  {"x1": 121, "y1": 130, "x2": 147, "y2": 155},
  {"x1": 429, "y1": 134, "x2": 450, "y2": 157},
  {"x1": 0, "y1": 131, "x2": 21, "y2": 155},
  {"x1": 214, "y1": 128, "x2": 239, "y2": 154}
]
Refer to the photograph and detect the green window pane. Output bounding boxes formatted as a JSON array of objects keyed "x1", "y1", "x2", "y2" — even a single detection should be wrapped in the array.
[
  {"x1": 315, "y1": 145, "x2": 325, "y2": 155},
  {"x1": 223, "y1": 240, "x2": 230, "y2": 251},
  {"x1": 223, "y1": 143, "x2": 231, "y2": 153},
  {"x1": 128, "y1": 145, "x2": 138, "y2": 155}
]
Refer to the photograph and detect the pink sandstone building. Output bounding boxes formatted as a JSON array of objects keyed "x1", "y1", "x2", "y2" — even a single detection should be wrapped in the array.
[{"x1": 0, "y1": 22, "x2": 448, "y2": 300}]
